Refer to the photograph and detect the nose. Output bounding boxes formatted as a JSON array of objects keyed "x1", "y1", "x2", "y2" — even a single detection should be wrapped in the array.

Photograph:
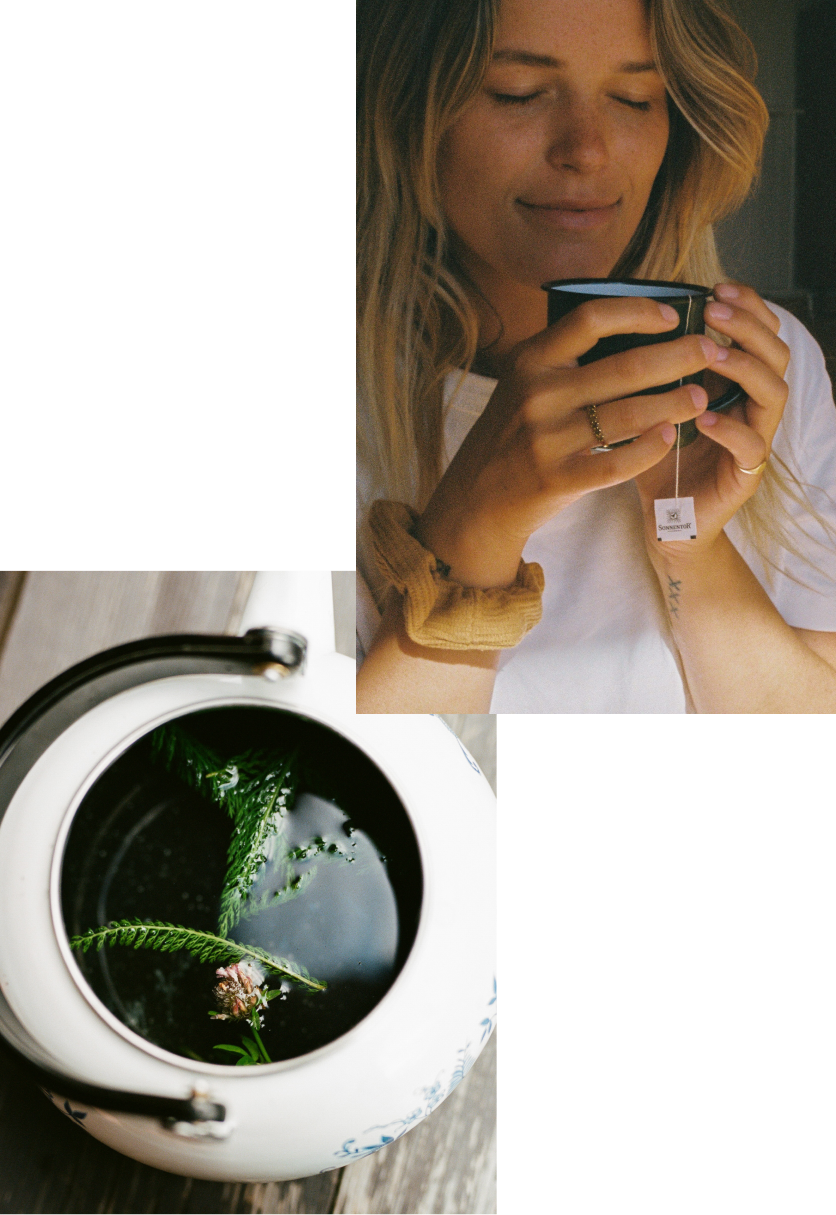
[{"x1": 546, "y1": 100, "x2": 608, "y2": 173}]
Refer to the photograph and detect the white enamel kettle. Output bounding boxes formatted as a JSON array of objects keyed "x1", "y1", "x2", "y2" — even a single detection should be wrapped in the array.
[{"x1": 0, "y1": 573, "x2": 495, "y2": 1181}]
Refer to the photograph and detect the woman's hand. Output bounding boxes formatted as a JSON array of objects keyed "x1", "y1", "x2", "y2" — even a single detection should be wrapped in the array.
[
  {"x1": 634, "y1": 282, "x2": 790, "y2": 561},
  {"x1": 415, "y1": 295, "x2": 725, "y2": 589}
]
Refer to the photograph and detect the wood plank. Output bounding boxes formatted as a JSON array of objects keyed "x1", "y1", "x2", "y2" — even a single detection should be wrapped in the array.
[
  {"x1": 0, "y1": 571, "x2": 243, "y2": 723},
  {"x1": 226, "y1": 572, "x2": 258, "y2": 636},
  {"x1": 227, "y1": 1174, "x2": 344, "y2": 1214},
  {"x1": 0, "y1": 573, "x2": 25, "y2": 654},
  {"x1": 331, "y1": 572, "x2": 355, "y2": 659}
]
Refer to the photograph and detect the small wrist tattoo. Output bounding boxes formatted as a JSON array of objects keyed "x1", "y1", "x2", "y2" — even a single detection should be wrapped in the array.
[{"x1": 667, "y1": 575, "x2": 682, "y2": 618}]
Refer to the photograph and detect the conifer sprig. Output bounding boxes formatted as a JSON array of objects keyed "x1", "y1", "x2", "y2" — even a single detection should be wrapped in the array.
[
  {"x1": 70, "y1": 919, "x2": 326, "y2": 992},
  {"x1": 217, "y1": 750, "x2": 297, "y2": 936},
  {"x1": 235, "y1": 870, "x2": 315, "y2": 922},
  {"x1": 150, "y1": 723, "x2": 299, "y2": 935}
]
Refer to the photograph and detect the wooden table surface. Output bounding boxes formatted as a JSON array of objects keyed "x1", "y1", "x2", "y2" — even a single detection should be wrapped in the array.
[{"x1": 0, "y1": 572, "x2": 496, "y2": 1215}]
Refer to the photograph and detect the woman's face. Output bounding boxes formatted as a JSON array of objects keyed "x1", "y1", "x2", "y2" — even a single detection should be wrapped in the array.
[{"x1": 438, "y1": 0, "x2": 670, "y2": 295}]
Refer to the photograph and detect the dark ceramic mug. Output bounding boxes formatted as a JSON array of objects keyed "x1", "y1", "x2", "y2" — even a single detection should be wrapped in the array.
[{"x1": 543, "y1": 277, "x2": 745, "y2": 447}]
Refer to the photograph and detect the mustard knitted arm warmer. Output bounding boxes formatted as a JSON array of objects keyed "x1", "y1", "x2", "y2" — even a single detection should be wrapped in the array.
[{"x1": 368, "y1": 499, "x2": 544, "y2": 651}]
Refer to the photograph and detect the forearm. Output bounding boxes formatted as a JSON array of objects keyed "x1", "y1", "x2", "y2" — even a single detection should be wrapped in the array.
[
  {"x1": 653, "y1": 533, "x2": 836, "y2": 712},
  {"x1": 356, "y1": 591, "x2": 499, "y2": 713}
]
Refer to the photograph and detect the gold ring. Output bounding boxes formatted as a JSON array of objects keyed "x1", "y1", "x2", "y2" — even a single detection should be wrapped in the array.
[
  {"x1": 585, "y1": 404, "x2": 611, "y2": 452},
  {"x1": 734, "y1": 457, "x2": 768, "y2": 476}
]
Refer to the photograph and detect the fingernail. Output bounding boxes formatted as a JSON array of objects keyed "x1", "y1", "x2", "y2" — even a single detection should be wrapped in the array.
[
  {"x1": 687, "y1": 383, "x2": 707, "y2": 408},
  {"x1": 699, "y1": 411, "x2": 718, "y2": 426},
  {"x1": 699, "y1": 336, "x2": 718, "y2": 359},
  {"x1": 712, "y1": 344, "x2": 729, "y2": 361},
  {"x1": 661, "y1": 423, "x2": 676, "y2": 444},
  {"x1": 706, "y1": 302, "x2": 733, "y2": 321},
  {"x1": 714, "y1": 283, "x2": 740, "y2": 300},
  {"x1": 658, "y1": 303, "x2": 678, "y2": 323}
]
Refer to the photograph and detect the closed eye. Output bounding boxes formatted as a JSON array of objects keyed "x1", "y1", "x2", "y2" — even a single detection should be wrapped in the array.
[
  {"x1": 493, "y1": 94, "x2": 656, "y2": 112},
  {"x1": 491, "y1": 91, "x2": 543, "y2": 106}
]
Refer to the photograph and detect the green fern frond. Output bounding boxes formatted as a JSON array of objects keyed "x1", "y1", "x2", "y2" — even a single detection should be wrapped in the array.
[
  {"x1": 235, "y1": 869, "x2": 316, "y2": 922},
  {"x1": 150, "y1": 724, "x2": 279, "y2": 812},
  {"x1": 218, "y1": 750, "x2": 298, "y2": 937},
  {"x1": 150, "y1": 723, "x2": 300, "y2": 936},
  {"x1": 69, "y1": 919, "x2": 326, "y2": 992}
]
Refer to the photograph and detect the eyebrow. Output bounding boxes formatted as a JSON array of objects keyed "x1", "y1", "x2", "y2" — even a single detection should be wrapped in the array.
[{"x1": 492, "y1": 50, "x2": 658, "y2": 73}]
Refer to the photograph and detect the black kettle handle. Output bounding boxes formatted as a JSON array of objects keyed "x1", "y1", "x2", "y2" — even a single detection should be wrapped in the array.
[
  {"x1": 0, "y1": 627, "x2": 306, "y2": 768},
  {"x1": 0, "y1": 1033, "x2": 228, "y2": 1133}
]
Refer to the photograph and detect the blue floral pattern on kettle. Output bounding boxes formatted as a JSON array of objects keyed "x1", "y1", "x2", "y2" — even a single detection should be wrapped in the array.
[
  {"x1": 432, "y1": 715, "x2": 482, "y2": 774},
  {"x1": 332, "y1": 978, "x2": 496, "y2": 1163},
  {"x1": 41, "y1": 1088, "x2": 89, "y2": 1125}
]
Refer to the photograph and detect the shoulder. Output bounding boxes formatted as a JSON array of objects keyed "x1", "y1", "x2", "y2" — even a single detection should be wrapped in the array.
[
  {"x1": 767, "y1": 301, "x2": 829, "y2": 393},
  {"x1": 766, "y1": 302, "x2": 834, "y2": 450}
]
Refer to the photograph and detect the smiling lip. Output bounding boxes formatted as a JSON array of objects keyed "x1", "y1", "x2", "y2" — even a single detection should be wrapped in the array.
[{"x1": 517, "y1": 198, "x2": 620, "y2": 230}]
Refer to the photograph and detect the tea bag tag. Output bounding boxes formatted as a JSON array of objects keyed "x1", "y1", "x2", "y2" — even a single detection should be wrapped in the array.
[
  {"x1": 654, "y1": 421, "x2": 697, "y2": 541},
  {"x1": 654, "y1": 496, "x2": 697, "y2": 541}
]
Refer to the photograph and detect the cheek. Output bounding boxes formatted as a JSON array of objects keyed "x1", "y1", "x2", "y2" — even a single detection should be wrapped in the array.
[
  {"x1": 438, "y1": 116, "x2": 530, "y2": 216},
  {"x1": 600, "y1": 151, "x2": 660, "y2": 233},
  {"x1": 620, "y1": 117, "x2": 669, "y2": 202}
]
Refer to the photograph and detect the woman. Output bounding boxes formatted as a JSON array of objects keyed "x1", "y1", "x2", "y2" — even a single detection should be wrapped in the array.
[{"x1": 357, "y1": 0, "x2": 836, "y2": 712}]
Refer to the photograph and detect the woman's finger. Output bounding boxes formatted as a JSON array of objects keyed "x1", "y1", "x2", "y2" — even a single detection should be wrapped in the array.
[
  {"x1": 700, "y1": 345, "x2": 788, "y2": 442},
  {"x1": 695, "y1": 410, "x2": 768, "y2": 477},
  {"x1": 520, "y1": 294, "x2": 680, "y2": 370},
  {"x1": 713, "y1": 282, "x2": 782, "y2": 334},
  {"x1": 561, "y1": 383, "x2": 707, "y2": 451},
  {"x1": 568, "y1": 334, "x2": 722, "y2": 411},
  {"x1": 519, "y1": 417, "x2": 682, "y2": 497},
  {"x1": 558, "y1": 422, "x2": 680, "y2": 492},
  {"x1": 704, "y1": 300, "x2": 790, "y2": 378},
  {"x1": 512, "y1": 333, "x2": 719, "y2": 426}
]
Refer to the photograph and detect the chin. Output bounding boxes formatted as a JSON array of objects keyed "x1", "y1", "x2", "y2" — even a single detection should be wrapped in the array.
[{"x1": 517, "y1": 240, "x2": 623, "y2": 288}]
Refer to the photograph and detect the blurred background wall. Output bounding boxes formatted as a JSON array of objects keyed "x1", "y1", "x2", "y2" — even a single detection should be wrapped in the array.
[{"x1": 716, "y1": 0, "x2": 836, "y2": 377}]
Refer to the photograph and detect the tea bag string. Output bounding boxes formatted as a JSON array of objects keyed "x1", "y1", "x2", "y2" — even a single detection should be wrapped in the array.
[
  {"x1": 675, "y1": 426, "x2": 681, "y2": 504},
  {"x1": 674, "y1": 293, "x2": 693, "y2": 507}
]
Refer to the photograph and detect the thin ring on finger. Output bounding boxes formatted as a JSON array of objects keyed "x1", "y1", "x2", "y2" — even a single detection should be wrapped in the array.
[
  {"x1": 585, "y1": 403, "x2": 613, "y2": 452},
  {"x1": 734, "y1": 457, "x2": 769, "y2": 476}
]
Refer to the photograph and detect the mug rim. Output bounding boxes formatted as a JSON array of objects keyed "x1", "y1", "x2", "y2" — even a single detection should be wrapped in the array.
[{"x1": 542, "y1": 276, "x2": 708, "y2": 298}]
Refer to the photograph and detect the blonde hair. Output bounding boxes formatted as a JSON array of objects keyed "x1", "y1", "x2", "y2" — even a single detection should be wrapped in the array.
[{"x1": 357, "y1": 0, "x2": 818, "y2": 571}]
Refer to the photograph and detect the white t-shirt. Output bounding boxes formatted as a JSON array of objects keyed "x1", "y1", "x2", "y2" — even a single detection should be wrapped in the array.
[{"x1": 357, "y1": 305, "x2": 836, "y2": 712}]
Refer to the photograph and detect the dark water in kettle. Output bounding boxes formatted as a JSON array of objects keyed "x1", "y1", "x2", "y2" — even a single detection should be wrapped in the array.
[{"x1": 60, "y1": 707, "x2": 422, "y2": 1065}]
